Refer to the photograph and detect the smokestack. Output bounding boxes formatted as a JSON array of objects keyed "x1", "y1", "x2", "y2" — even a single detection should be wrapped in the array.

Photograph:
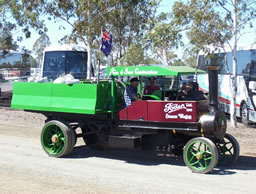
[{"x1": 208, "y1": 66, "x2": 219, "y2": 111}]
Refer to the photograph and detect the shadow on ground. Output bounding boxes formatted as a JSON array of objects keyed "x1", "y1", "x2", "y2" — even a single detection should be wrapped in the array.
[
  {"x1": 65, "y1": 145, "x2": 256, "y2": 175},
  {"x1": 212, "y1": 155, "x2": 256, "y2": 175},
  {"x1": 223, "y1": 155, "x2": 256, "y2": 170},
  {"x1": 70, "y1": 146, "x2": 184, "y2": 167}
]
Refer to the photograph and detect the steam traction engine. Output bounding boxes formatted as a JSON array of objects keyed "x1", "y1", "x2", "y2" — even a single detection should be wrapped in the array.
[{"x1": 11, "y1": 47, "x2": 239, "y2": 174}]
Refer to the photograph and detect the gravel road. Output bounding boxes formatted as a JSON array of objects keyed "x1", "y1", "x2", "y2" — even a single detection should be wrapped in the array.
[{"x1": 0, "y1": 108, "x2": 256, "y2": 193}]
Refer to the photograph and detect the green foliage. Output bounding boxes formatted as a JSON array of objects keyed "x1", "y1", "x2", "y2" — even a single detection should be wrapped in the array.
[
  {"x1": 172, "y1": 0, "x2": 256, "y2": 51},
  {"x1": 180, "y1": 46, "x2": 200, "y2": 67},
  {"x1": 107, "y1": 0, "x2": 159, "y2": 60},
  {"x1": 41, "y1": 0, "x2": 159, "y2": 63},
  {"x1": 29, "y1": 56, "x2": 38, "y2": 68},
  {"x1": 172, "y1": 59, "x2": 185, "y2": 66},
  {"x1": 120, "y1": 43, "x2": 159, "y2": 66},
  {"x1": 32, "y1": 34, "x2": 51, "y2": 66},
  {"x1": 145, "y1": 12, "x2": 183, "y2": 65},
  {"x1": 0, "y1": 30, "x2": 18, "y2": 51},
  {"x1": 0, "y1": 1, "x2": 46, "y2": 52},
  {"x1": 143, "y1": 56, "x2": 159, "y2": 65},
  {"x1": 120, "y1": 43, "x2": 145, "y2": 66},
  {"x1": 173, "y1": 0, "x2": 230, "y2": 50}
]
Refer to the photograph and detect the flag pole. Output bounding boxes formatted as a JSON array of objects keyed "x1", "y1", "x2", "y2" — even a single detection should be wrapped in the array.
[
  {"x1": 97, "y1": 59, "x2": 100, "y2": 84},
  {"x1": 97, "y1": 27, "x2": 103, "y2": 84}
]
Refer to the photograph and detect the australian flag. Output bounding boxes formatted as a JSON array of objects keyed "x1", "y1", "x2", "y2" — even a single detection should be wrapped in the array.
[{"x1": 101, "y1": 29, "x2": 112, "y2": 57}]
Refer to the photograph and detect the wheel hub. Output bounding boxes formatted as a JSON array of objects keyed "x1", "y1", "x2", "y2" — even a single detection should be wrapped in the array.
[
  {"x1": 51, "y1": 134, "x2": 59, "y2": 143},
  {"x1": 196, "y1": 152, "x2": 203, "y2": 160}
]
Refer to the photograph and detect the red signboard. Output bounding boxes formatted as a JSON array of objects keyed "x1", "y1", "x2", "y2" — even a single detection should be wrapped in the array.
[
  {"x1": 147, "y1": 101, "x2": 197, "y2": 122},
  {"x1": 119, "y1": 100, "x2": 208, "y2": 123}
]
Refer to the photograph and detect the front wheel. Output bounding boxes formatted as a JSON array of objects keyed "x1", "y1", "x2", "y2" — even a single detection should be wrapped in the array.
[
  {"x1": 183, "y1": 137, "x2": 218, "y2": 174},
  {"x1": 216, "y1": 133, "x2": 240, "y2": 166},
  {"x1": 41, "y1": 120, "x2": 76, "y2": 158}
]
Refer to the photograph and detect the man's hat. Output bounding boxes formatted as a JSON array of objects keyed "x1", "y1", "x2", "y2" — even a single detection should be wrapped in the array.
[
  {"x1": 130, "y1": 77, "x2": 139, "y2": 83},
  {"x1": 148, "y1": 76, "x2": 156, "y2": 80}
]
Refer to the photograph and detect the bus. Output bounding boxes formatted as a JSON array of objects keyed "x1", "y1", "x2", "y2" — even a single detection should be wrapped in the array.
[
  {"x1": 0, "y1": 50, "x2": 31, "y2": 106},
  {"x1": 0, "y1": 50, "x2": 31, "y2": 81},
  {"x1": 41, "y1": 45, "x2": 87, "y2": 81},
  {"x1": 196, "y1": 45, "x2": 256, "y2": 126}
]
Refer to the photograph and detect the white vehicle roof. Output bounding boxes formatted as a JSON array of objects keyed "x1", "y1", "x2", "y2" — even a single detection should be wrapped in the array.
[
  {"x1": 198, "y1": 43, "x2": 256, "y2": 55},
  {"x1": 0, "y1": 50, "x2": 23, "y2": 54},
  {"x1": 44, "y1": 44, "x2": 87, "y2": 52}
]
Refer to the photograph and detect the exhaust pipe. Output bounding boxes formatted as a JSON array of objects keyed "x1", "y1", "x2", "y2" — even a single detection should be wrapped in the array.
[
  {"x1": 208, "y1": 66, "x2": 219, "y2": 111},
  {"x1": 199, "y1": 65, "x2": 226, "y2": 140}
]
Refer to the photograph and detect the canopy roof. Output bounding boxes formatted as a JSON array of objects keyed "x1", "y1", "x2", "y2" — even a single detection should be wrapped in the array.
[{"x1": 107, "y1": 65, "x2": 205, "y2": 77}]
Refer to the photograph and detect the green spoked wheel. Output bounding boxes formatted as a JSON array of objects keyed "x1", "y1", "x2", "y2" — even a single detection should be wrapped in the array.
[
  {"x1": 216, "y1": 133, "x2": 240, "y2": 165},
  {"x1": 41, "y1": 120, "x2": 76, "y2": 158},
  {"x1": 183, "y1": 137, "x2": 218, "y2": 174}
]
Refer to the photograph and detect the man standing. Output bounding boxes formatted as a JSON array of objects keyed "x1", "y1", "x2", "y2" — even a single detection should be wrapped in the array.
[
  {"x1": 124, "y1": 77, "x2": 140, "y2": 107},
  {"x1": 144, "y1": 77, "x2": 160, "y2": 95}
]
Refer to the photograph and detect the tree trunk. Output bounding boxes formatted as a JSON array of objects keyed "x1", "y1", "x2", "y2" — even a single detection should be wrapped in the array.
[
  {"x1": 161, "y1": 48, "x2": 168, "y2": 65},
  {"x1": 87, "y1": 44, "x2": 91, "y2": 79},
  {"x1": 87, "y1": 0, "x2": 91, "y2": 79},
  {"x1": 230, "y1": 1, "x2": 238, "y2": 127}
]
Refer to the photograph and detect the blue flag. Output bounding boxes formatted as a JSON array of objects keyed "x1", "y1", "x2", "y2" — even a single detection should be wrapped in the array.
[{"x1": 101, "y1": 30, "x2": 112, "y2": 57}]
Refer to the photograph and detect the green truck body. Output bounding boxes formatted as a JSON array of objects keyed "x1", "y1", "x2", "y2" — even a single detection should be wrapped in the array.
[{"x1": 11, "y1": 81, "x2": 113, "y2": 114}]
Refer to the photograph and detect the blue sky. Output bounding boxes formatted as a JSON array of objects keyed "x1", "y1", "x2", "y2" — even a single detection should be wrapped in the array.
[
  {"x1": 18, "y1": 0, "x2": 172, "y2": 51},
  {"x1": 18, "y1": 0, "x2": 255, "y2": 56}
]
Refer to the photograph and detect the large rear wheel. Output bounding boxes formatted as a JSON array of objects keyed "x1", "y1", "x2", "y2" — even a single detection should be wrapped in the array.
[
  {"x1": 183, "y1": 137, "x2": 218, "y2": 174},
  {"x1": 216, "y1": 133, "x2": 240, "y2": 165},
  {"x1": 41, "y1": 120, "x2": 76, "y2": 157}
]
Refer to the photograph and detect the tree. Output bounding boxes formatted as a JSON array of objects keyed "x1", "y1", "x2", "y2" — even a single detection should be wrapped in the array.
[
  {"x1": 32, "y1": 34, "x2": 51, "y2": 67},
  {"x1": 34, "y1": 0, "x2": 159, "y2": 77},
  {"x1": 173, "y1": 0, "x2": 256, "y2": 127},
  {"x1": 120, "y1": 43, "x2": 161, "y2": 66},
  {"x1": 146, "y1": 13, "x2": 183, "y2": 65},
  {"x1": 0, "y1": 1, "x2": 46, "y2": 52},
  {"x1": 120, "y1": 44, "x2": 144, "y2": 66},
  {"x1": 0, "y1": 30, "x2": 17, "y2": 52},
  {"x1": 182, "y1": 46, "x2": 200, "y2": 67},
  {"x1": 2, "y1": 0, "x2": 160, "y2": 72},
  {"x1": 108, "y1": 1, "x2": 159, "y2": 62}
]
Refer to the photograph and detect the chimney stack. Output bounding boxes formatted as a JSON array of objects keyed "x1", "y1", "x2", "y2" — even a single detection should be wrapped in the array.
[{"x1": 208, "y1": 66, "x2": 219, "y2": 111}]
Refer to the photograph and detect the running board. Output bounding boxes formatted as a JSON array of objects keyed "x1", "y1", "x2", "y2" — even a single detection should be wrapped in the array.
[{"x1": 117, "y1": 124, "x2": 198, "y2": 131}]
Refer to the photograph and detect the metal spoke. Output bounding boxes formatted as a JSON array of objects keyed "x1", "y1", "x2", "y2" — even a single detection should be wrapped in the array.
[
  {"x1": 227, "y1": 148, "x2": 233, "y2": 155},
  {"x1": 204, "y1": 144, "x2": 207, "y2": 152},
  {"x1": 191, "y1": 160, "x2": 199, "y2": 166},
  {"x1": 190, "y1": 148, "x2": 197, "y2": 156},
  {"x1": 60, "y1": 137, "x2": 65, "y2": 143},
  {"x1": 199, "y1": 161, "x2": 204, "y2": 169},
  {"x1": 204, "y1": 158, "x2": 208, "y2": 167},
  {"x1": 204, "y1": 156, "x2": 213, "y2": 161},
  {"x1": 204, "y1": 150, "x2": 212, "y2": 155},
  {"x1": 52, "y1": 143, "x2": 57, "y2": 152},
  {"x1": 198, "y1": 142, "x2": 202, "y2": 151},
  {"x1": 189, "y1": 155, "x2": 196, "y2": 163}
]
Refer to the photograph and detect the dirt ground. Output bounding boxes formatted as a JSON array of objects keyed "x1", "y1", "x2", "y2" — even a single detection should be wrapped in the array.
[
  {"x1": 0, "y1": 108, "x2": 256, "y2": 193},
  {"x1": 0, "y1": 108, "x2": 255, "y2": 156},
  {"x1": 225, "y1": 119, "x2": 256, "y2": 156}
]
